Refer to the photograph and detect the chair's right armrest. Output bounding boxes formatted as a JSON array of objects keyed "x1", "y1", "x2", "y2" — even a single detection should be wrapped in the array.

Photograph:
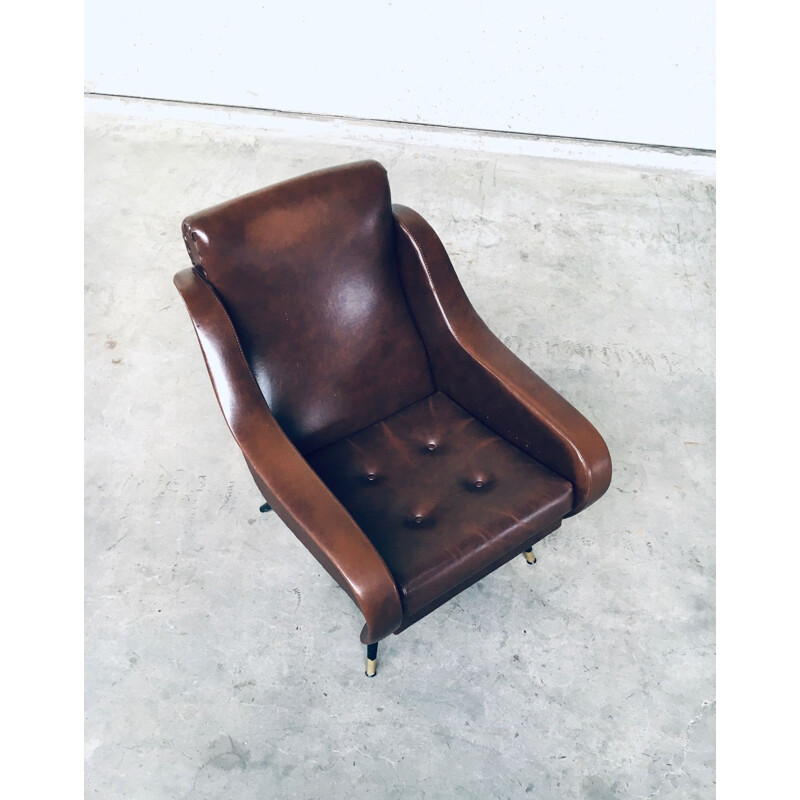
[
  {"x1": 173, "y1": 268, "x2": 404, "y2": 643},
  {"x1": 393, "y1": 206, "x2": 611, "y2": 516}
]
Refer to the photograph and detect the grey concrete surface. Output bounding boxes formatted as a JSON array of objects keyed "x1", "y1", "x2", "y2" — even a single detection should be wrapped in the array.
[{"x1": 85, "y1": 114, "x2": 715, "y2": 799}]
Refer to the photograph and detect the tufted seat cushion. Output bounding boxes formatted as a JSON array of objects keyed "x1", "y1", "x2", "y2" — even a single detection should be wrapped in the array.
[{"x1": 307, "y1": 392, "x2": 573, "y2": 618}]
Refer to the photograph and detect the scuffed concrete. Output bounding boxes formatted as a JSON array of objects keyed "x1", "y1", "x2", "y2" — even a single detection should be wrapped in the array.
[{"x1": 85, "y1": 113, "x2": 714, "y2": 799}]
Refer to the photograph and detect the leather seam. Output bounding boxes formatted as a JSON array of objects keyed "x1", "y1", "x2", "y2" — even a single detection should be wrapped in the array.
[
  {"x1": 191, "y1": 231, "x2": 204, "y2": 268},
  {"x1": 391, "y1": 220, "x2": 438, "y2": 392},
  {"x1": 395, "y1": 213, "x2": 592, "y2": 508},
  {"x1": 182, "y1": 223, "x2": 206, "y2": 273},
  {"x1": 193, "y1": 270, "x2": 266, "y2": 403}
]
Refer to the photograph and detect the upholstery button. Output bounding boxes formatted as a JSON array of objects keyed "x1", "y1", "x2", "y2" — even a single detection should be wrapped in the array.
[
  {"x1": 475, "y1": 480, "x2": 484, "y2": 488},
  {"x1": 366, "y1": 473, "x2": 376, "y2": 482},
  {"x1": 427, "y1": 443, "x2": 437, "y2": 451},
  {"x1": 414, "y1": 515, "x2": 424, "y2": 524}
]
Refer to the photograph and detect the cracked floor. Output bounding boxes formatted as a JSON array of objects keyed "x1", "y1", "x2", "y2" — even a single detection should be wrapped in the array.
[{"x1": 84, "y1": 112, "x2": 715, "y2": 799}]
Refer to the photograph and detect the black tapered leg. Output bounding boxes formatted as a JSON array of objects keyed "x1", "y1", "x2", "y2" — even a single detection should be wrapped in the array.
[
  {"x1": 259, "y1": 502, "x2": 272, "y2": 513},
  {"x1": 365, "y1": 642, "x2": 378, "y2": 677}
]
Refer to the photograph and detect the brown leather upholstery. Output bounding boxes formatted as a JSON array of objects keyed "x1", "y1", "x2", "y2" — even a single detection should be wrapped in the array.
[
  {"x1": 175, "y1": 160, "x2": 611, "y2": 653},
  {"x1": 182, "y1": 161, "x2": 433, "y2": 453}
]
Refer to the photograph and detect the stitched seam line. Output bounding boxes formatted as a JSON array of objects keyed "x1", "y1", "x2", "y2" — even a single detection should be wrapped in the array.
[
  {"x1": 395, "y1": 214, "x2": 592, "y2": 507},
  {"x1": 195, "y1": 272, "x2": 265, "y2": 401},
  {"x1": 190, "y1": 230, "x2": 204, "y2": 269}
]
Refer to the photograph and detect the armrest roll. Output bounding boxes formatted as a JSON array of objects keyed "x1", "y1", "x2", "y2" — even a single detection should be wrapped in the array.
[
  {"x1": 174, "y1": 267, "x2": 404, "y2": 641},
  {"x1": 393, "y1": 205, "x2": 611, "y2": 515}
]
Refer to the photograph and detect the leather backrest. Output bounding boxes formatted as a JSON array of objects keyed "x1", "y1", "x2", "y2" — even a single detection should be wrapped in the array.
[{"x1": 181, "y1": 160, "x2": 434, "y2": 453}]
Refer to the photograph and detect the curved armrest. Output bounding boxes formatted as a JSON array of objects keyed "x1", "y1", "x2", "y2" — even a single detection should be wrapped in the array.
[
  {"x1": 393, "y1": 205, "x2": 611, "y2": 515},
  {"x1": 174, "y1": 268, "x2": 403, "y2": 642}
]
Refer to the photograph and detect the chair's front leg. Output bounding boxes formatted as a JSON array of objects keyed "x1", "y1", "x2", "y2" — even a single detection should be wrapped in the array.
[
  {"x1": 524, "y1": 547, "x2": 537, "y2": 565},
  {"x1": 365, "y1": 642, "x2": 378, "y2": 677}
]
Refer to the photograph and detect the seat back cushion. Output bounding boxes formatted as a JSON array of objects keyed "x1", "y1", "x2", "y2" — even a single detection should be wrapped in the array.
[{"x1": 181, "y1": 160, "x2": 434, "y2": 453}]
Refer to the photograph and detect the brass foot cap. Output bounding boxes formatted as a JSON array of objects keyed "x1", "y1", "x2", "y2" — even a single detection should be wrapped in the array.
[
  {"x1": 524, "y1": 550, "x2": 537, "y2": 565},
  {"x1": 365, "y1": 658, "x2": 377, "y2": 677}
]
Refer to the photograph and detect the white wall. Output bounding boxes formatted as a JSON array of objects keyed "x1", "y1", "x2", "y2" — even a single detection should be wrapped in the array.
[{"x1": 85, "y1": 1, "x2": 715, "y2": 150}]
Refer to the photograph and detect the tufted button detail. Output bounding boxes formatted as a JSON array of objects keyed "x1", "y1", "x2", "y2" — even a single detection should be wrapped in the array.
[
  {"x1": 414, "y1": 515, "x2": 424, "y2": 524},
  {"x1": 427, "y1": 443, "x2": 437, "y2": 451},
  {"x1": 366, "y1": 473, "x2": 377, "y2": 482},
  {"x1": 475, "y1": 479, "x2": 484, "y2": 488}
]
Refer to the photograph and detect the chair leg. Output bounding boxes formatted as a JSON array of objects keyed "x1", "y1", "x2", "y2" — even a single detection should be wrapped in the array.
[
  {"x1": 259, "y1": 502, "x2": 272, "y2": 513},
  {"x1": 365, "y1": 642, "x2": 378, "y2": 677},
  {"x1": 524, "y1": 547, "x2": 537, "y2": 565}
]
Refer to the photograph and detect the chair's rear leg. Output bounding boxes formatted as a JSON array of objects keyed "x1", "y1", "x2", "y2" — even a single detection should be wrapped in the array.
[
  {"x1": 524, "y1": 547, "x2": 537, "y2": 565},
  {"x1": 365, "y1": 642, "x2": 378, "y2": 677},
  {"x1": 259, "y1": 502, "x2": 272, "y2": 513}
]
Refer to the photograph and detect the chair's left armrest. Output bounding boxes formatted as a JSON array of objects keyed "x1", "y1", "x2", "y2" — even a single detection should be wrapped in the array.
[
  {"x1": 393, "y1": 205, "x2": 612, "y2": 516},
  {"x1": 173, "y1": 268, "x2": 404, "y2": 642}
]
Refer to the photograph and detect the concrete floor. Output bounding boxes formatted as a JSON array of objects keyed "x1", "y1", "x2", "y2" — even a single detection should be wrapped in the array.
[{"x1": 85, "y1": 112, "x2": 715, "y2": 799}]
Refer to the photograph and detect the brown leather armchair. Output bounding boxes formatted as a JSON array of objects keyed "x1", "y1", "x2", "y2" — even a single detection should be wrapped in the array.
[{"x1": 175, "y1": 160, "x2": 611, "y2": 676}]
